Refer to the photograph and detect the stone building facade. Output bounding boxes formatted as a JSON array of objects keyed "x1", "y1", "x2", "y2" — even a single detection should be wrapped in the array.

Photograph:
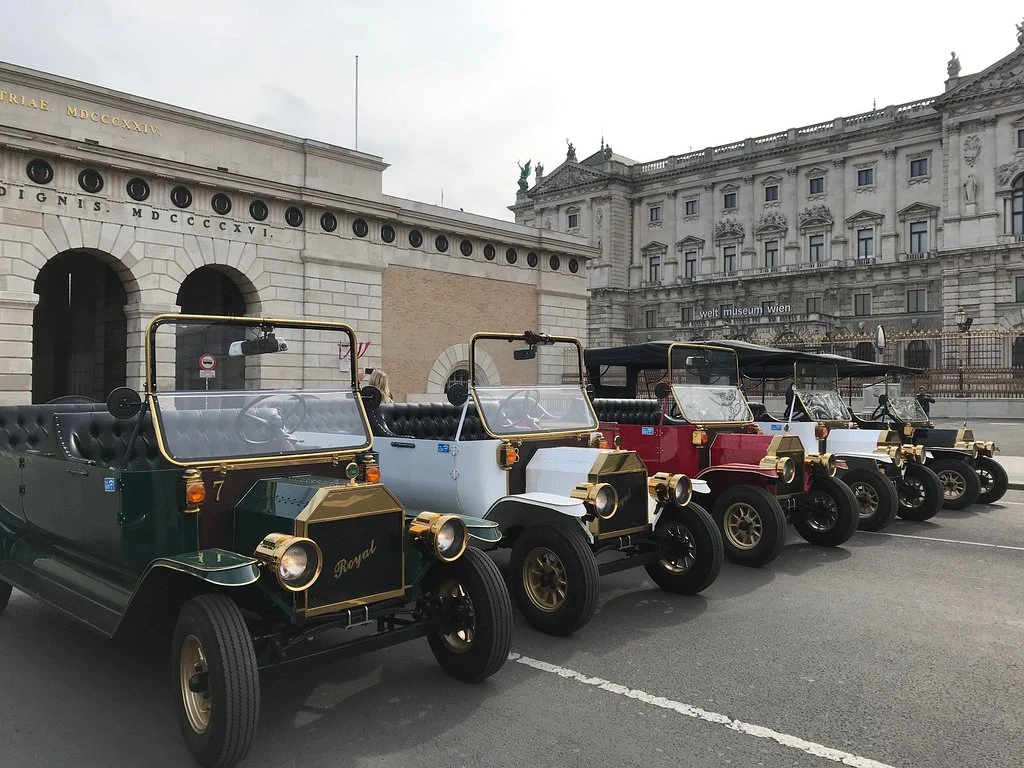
[
  {"x1": 511, "y1": 31, "x2": 1024, "y2": 369},
  {"x1": 0, "y1": 62, "x2": 595, "y2": 406}
]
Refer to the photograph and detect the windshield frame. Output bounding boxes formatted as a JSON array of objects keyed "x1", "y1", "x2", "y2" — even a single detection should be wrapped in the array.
[
  {"x1": 888, "y1": 396, "x2": 929, "y2": 424},
  {"x1": 144, "y1": 313, "x2": 371, "y2": 468},
  {"x1": 468, "y1": 331, "x2": 598, "y2": 440},
  {"x1": 790, "y1": 360, "x2": 852, "y2": 423},
  {"x1": 667, "y1": 343, "x2": 753, "y2": 425}
]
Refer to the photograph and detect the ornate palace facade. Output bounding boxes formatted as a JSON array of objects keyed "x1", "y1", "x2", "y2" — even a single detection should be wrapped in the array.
[{"x1": 511, "y1": 30, "x2": 1024, "y2": 368}]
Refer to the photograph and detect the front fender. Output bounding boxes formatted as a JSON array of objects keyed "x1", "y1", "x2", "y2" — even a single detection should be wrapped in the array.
[
  {"x1": 697, "y1": 464, "x2": 778, "y2": 482},
  {"x1": 483, "y1": 493, "x2": 590, "y2": 544},
  {"x1": 451, "y1": 514, "x2": 502, "y2": 544},
  {"x1": 143, "y1": 549, "x2": 261, "y2": 587}
]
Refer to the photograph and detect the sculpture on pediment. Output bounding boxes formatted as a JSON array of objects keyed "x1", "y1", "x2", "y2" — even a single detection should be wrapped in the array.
[
  {"x1": 964, "y1": 174, "x2": 978, "y2": 205},
  {"x1": 714, "y1": 218, "x2": 744, "y2": 240},
  {"x1": 604, "y1": 145, "x2": 613, "y2": 159},
  {"x1": 963, "y1": 135, "x2": 981, "y2": 167},
  {"x1": 517, "y1": 159, "x2": 532, "y2": 193},
  {"x1": 535, "y1": 162, "x2": 544, "y2": 182},
  {"x1": 1017, "y1": 17, "x2": 1024, "y2": 46},
  {"x1": 799, "y1": 204, "x2": 834, "y2": 228},
  {"x1": 566, "y1": 139, "x2": 577, "y2": 162},
  {"x1": 947, "y1": 51, "x2": 961, "y2": 78},
  {"x1": 755, "y1": 210, "x2": 788, "y2": 234},
  {"x1": 997, "y1": 157, "x2": 1024, "y2": 186}
]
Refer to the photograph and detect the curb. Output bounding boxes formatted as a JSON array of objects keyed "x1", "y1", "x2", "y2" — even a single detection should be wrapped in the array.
[{"x1": 1009, "y1": 482, "x2": 1024, "y2": 491}]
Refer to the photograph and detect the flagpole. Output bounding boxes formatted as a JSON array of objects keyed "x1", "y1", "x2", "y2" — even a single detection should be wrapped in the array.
[{"x1": 354, "y1": 54, "x2": 359, "y2": 150}]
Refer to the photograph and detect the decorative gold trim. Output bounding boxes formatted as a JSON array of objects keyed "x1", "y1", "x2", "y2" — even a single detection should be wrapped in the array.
[
  {"x1": 595, "y1": 524, "x2": 650, "y2": 541},
  {"x1": 407, "y1": 511, "x2": 469, "y2": 562},
  {"x1": 253, "y1": 533, "x2": 324, "y2": 592},
  {"x1": 647, "y1": 472, "x2": 693, "y2": 507},
  {"x1": 570, "y1": 481, "x2": 618, "y2": 520}
]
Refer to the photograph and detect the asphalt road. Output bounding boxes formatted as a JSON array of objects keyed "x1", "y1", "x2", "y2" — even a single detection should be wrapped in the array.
[
  {"x1": 929, "y1": 418, "x2": 1021, "y2": 453},
  {"x1": 2, "y1": 495, "x2": 1022, "y2": 768}
]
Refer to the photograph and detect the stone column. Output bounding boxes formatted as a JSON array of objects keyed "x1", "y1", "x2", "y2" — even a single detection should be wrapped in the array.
[
  {"x1": 982, "y1": 117, "x2": 998, "y2": 217},
  {"x1": 831, "y1": 159, "x2": 847, "y2": 262},
  {"x1": 125, "y1": 300, "x2": 180, "y2": 394},
  {"x1": 0, "y1": 291, "x2": 39, "y2": 405},
  {"x1": 745, "y1": 175, "x2": 757, "y2": 270},
  {"x1": 947, "y1": 123, "x2": 962, "y2": 220},
  {"x1": 703, "y1": 183, "x2": 716, "y2": 274},
  {"x1": 884, "y1": 148, "x2": 898, "y2": 259},
  {"x1": 630, "y1": 199, "x2": 643, "y2": 288},
  {"x1": 667, "y1": 191, "x2": 678, "y2": 281},
  {"x1": 786, "y1": 167, "x2": 800, "y2": 261}
]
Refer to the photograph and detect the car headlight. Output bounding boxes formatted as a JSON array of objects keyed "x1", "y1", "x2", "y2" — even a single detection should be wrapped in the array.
[
  {"x1": 572, "y1": 482, "x2": 619, "y2": 520},
  {"x1": 775, "y1": 456, "x2": 796, "y2": 484},
  {"x1": 408, "y1": 511, "x2": 468, "y2": 562},
  {"x1": 887, "y1": 446, "x2": 904, "y2": 469},
  {"x1": 647, "y1": 472, "x2": 692, "y2": 507},
  {"x1": 255, "y1": 533, "x2": 323, "y2": 592},
  {"x1": 818, "y1": 452, "x2": 837, "y2": 477}
]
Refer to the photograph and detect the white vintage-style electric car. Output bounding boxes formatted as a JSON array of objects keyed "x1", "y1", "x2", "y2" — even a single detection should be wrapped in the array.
[{"x1": 366, "y1": 331, "x2": 724, "y2": 636}]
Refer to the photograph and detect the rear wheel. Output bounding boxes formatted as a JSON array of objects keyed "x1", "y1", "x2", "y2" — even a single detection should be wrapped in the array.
[
  {"x1": 711, "y1": 485, "x2": 787, "y2": 568},
  {"x1": 644, "y1": 502, "x2": 723, "y2": 595},
  {"x1": 426, "y1": 548, "x2": 512, "y2": 683},
  {"x1": 897, "y1": 463, "x2": 943, "y2": 521},
  {"x1": 976, "y1": 456, "x2": 1009, "y2": 505},
  {"x1": 794, "y1": 475, "x2": 859, "y2": 547},
  {"x1": 172, "y1": 595, "x2": 259, "y2": 768},
  {"x1": 510, "y1": 525, "x2": 600, "y2": 636},
  {"x1": 930, "y1": 457, "x2": 981, "y2": 510},
  {"x1": 842, "y1": 467, "x2": 899, "y2": 532},
  {"x1": 0, "y1": 579, "x2": 10, "y2": 614}
]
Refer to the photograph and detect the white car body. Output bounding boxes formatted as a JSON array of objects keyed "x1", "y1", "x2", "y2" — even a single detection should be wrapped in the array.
[{"x1": 753, "y1": 420, "x2": 893, "y2": 466}]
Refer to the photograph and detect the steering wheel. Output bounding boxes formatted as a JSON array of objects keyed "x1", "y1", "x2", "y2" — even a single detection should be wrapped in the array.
[
  {"x1": 870, "y1": 398, "x2": 892, "y2": 421},
  {"x1": 235, "y1": 394, "x2": 309, "y2": 445},
  {"x1": 496, "y1": 389, "x2": 547, "y2": 428}
]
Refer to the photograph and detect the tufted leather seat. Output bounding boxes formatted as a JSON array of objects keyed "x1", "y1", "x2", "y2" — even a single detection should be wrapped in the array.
[
  {"x1": 0, "y1": 403, "x2": 106, "y2": 455},
  {"x1": 54, "y1": 411, "x2": 170, "y2": 471},
  {"x1": 371, "y1": 402, "x2": 490, "y2": 441},
  {"x1": 160, "y1": 408, "x2": 294, "y2": 458},
  {"x1": 592, "y1": 398, "x2": 681, "y2": 425},
  {"x1": 305, "y1": 398, "x2": 367, "y2": 436},
  {"x1": 748, "y1": 402, "x2": 784, "y2": 422}
]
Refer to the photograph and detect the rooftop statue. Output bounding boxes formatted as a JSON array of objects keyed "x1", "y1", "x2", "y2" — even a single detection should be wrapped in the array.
[
  {"x1": 517, "y1": 159, "x2": 532, "y2": 192},
  {"x1": 947, "y1": 51, "x2": 961, "y2": 77}
]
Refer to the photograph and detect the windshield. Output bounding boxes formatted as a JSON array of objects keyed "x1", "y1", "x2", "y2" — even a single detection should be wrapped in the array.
[
  {"x1": 470, "y1": 335, "x2": 597, "y2": 437},
  {"x1": 147, "y1": 317, "x2": 370, "y2": 463},
  {"x1": 794, "y1": 361, "x2": 838, "y2": 390},
  {"x1": 669, "y1": 346, "x2": 751, "y2": 423},
  {"x1": 795, "y1": 389, "x2": 850, "y2": 421},
  {"x1": 889, "y1": 396, "x2": 929, "y2": 423}
]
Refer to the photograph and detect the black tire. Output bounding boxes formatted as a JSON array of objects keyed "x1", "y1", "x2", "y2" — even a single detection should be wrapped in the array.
[
  {"x1": 425, "y1": 548, "x2": 513, "y2": 683},
  {"x1": 711, "y1": 485, "x2": 787, "y2": 568},
  {"x1": 0, "y1": 579, "x2": 10, "y2": 614},
  {"x1": 842, "y1": 467, "x2": 899, "y2": 532},
  {"x1": 897, "y1": 463, "x2": 943, "y2": 521},
  {"x1": 929, "y1": 457, "x2": 981, "y2": 510},
  {"x1": 644, "y1": 502, "x2": 723, "y2": 595},
  {"x1": 509, "y1": 525, "x2": 600, "y2": 636},
  {"x1": 794, "y1": 475, "x2": 860, "y2": 547},
  {"x1": 171, "y1": 595, "x2": 259, "y2": 768},
  {"x1": 976, "y1": 456, "x2": 1009, "y2": 505}
]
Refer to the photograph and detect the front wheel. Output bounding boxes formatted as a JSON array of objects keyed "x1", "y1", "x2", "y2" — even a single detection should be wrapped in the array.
[
  {"x1": 794, "y1": 475, "x2": 859, "y2": 547},
  {"x1": 426, "y1": 548, "x2": 513, "y2": 683},
  {"x1": 976, "y1": 456, "x2": 1009, "y2": 505},
  {"x1": 842, "y1": 467, "x2": 899, "y2": 532},
  {"x1": 897, "y1": 463, "x2": 943, "y2": 521},
  {"x1": 172, "y1": 595, "x2": 259, "y2": 768},
  {"x1": 711, "y1": 485, "x2": 787, "y2": 567},
  {"x1": 644, "y1": 502, "x2": 723, "y2": 595},
  {"x1": 930, "y1": 457, "x2": 981, "y2": 510},
  {"x1": 0, "y1": 579, "x2": 10, "y2": 614},
  {"x1": 509, "y1": 525, "x2": 600, "y2": 636}
]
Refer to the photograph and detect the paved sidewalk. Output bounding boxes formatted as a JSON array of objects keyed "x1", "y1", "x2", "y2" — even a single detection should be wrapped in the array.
[{"x1": 999, "y1": 455, "x2": 1024, "y2": 490}]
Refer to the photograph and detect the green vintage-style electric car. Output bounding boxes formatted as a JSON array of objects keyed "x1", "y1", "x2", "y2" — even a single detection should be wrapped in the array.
[{"x1": 0, "y1": 314, "x2": 512, "y2": 768}]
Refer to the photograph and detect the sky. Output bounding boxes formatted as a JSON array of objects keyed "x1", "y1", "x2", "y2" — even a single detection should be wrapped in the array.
[{"x1": 4, "y1": 1, "x2": 1023, "y2": 221}]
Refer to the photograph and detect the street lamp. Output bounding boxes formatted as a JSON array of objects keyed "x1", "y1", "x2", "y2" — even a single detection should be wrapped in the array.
[{"x1": 954, "y1": 306, "x2": 973, "y2": 397}]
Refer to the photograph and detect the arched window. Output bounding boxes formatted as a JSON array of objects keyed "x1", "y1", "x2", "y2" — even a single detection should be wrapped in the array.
[
  {"x1": 1013, "y1": 336, "x2": 1024, "y2": 368},
  {"x1": 445, "y1": 364, "x2": 487, "y2": 393},
  {"x1": 905, "y1": 340, "x2": 931, "y2": 369},
  {"x1": 853, "y1": 341, "x2": 875, "y2": 361},
  {"x1": 1014, "y1": 176, "x2": 1024, "y2": 236}
]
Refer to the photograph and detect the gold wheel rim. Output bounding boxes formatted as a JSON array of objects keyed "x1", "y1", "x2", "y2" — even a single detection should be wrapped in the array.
[
  {"x1": 724, "y1": 503, "x2": 762, "y2": 550},
  {"x1": 659, "y1": 520, "x2": 696, "y2": 574},
  {"x1": 938, "y1": 470, "x2": 966, "y2": 500},
  {"x1": 179, "y1": 634, "x2": 211, "y2": 735},
  {"x1": 435, "y1": 578, "x2": 475, "y2": 654},
  {"x1": 523, "y1": 546, "x2": 567, "y2": 612},
  {"x1": 851, "y1": 482, "x2": 879, "y2": 519}
]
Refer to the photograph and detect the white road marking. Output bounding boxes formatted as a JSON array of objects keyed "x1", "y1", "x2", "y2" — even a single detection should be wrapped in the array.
[
  {"x1": 996, "y1": 500, "x2": 1024, "y2": 506},
  {"x1": 508, "y1": 653, "x2": 898, "y2": 768},
  {"x1": 860, "y1": 530, "x2": 1024, "y2": 552}
]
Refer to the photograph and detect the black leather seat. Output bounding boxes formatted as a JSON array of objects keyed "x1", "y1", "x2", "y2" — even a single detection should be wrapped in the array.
[
  {"x1": 305, "y1": 398, "x2": 367, "y2": 436},
  {"x1": 0, "y1": 403, "x2": 106, "y2": 455},
  {"x1": 54, "y1": 410, "x2": 170, "y2": 471},
  {"x1": 372, "y1": 402, "x2": 490, "y2": 441},
  {"x1": 592, "y1": 398, "x2": 679, "y2": 426},
  {"x1": 748, "y1": 402, "x2": 783, "y2": 422}
]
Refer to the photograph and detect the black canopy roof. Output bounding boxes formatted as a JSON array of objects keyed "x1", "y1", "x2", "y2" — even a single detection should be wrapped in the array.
[
  {"x1": 703, "y1": 339, "x2": 825, "y2": 379},
  {"x1": 584, "y1": 341, "x2": 675, "y2": 369}
]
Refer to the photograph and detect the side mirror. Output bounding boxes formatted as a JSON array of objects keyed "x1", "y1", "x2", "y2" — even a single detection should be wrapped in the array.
[
  {"x1": 106, "y1": 387, "x2": 142, "y2": 419},
  {"x1": 360, "y1": 385, "x2": 383, "y2": 412},
  {"x1": 584, "y1": 383, "x2": 595, "y2": 398},
  {"x1": 513, "y1": 346, "x2": 537, "y2": 361},
  {"x1": 653, "y1": 382, "x2": 671, "y2": 399},
  {"x1": 447, "y1": 383, "x2": 468, "y2": 406}
]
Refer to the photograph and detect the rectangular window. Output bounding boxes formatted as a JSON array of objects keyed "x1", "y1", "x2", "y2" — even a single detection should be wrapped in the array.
[
  {"x1": 684, "y1": 251, "x2": 697, "y2": 278},
  {"x1": 645, "y1": 309, "x2": 658, "y2": 328},
  {"x1": 723, "y1": 245, "x2": 736, "y2": 273},
  {"x1": 809, "y1": 176, "x2": 824, "y2": 195},
  {"x1": 723, "y1": 192, "x2": 737, "y2": 210},
  {"x1": 1014, "y1": 185, "x2": 1024, "y2": 235},
  {"x1": 1015, "y1": 276, "x2": 1024, "y2": 302},
  {"x1": 854, "y1": 293, "x2": 871, "y2": 316},
  {"x1": 681, "y1": 306, "x2": 694, "y2": 323},
  {"x1": 764, "y1": 185, "x2": 779, "y2": 202},
  {"x1": 806, "y1": 296, "x2": 822, "y2": 314},
  {"x1": 567, "y1": 212, "x2": 579, "y2": 229},
  {"x1": 764, "y1": 239, "x2": 779, "y2": 269},
  {"x1": 720, "y1": 303, "x2": 733, "y2": 317},
  {"x1": 685, "y1": 199, "x2": 698, "y2": 216},
  {"x1": 857, "y1": 168, "x2": 874, "y2": 187},
  {"x1": 857, "y1": 228, "x2": 874, "y2": 259},
  {"x1": 910, "y1": 158, "x2": 928, "y2": 178},
  {"x1": 1018, "y1": 128, "x2": 1024, "y2": 149},
  {"x1": 649, "y1": 206, "x2": 662, "y2": 223},
  {"x1": 906, "y1": 289, "x2": 927, "y2": 313},
  {"x1": 648, "y1": 253, "x2": 663, "y2": 283},
  {"x1": 809, "y1": 234, "x2": 824, "y2": 262},
  {"x1": 909, "y1": 221, "x2": 928, "y2": 254}
]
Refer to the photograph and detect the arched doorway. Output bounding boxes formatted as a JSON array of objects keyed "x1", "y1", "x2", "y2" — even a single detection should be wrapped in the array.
[
  {"x1": 32, "y1": 250, "x2": 128, "y2": 403},
  {"x1": 853, "y1": 341, "x2": 876, "y2": 362},
  {"x1": 905, "y1": 340, "x2": 931, "y2": 369},
  {"x1": 175, "y1": 266, "x2": 248, "y2": 391}
]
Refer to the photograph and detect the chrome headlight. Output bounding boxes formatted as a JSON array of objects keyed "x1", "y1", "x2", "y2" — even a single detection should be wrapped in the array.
[
  {"x1": 647, "y1": 472, "x2": 693, "y2": 507},
  {"x1": 408, "y1": 511, "x2": 468, "y2": 562},
  {"x1": 775, "y1": 457, "x2": 796, "y2": 484},
  {"x1": 572, "y1": 481, "x2": 619, "y2": 520},
  {"x1": 255, "y1": 533, "x2": 323, "y2": 592},
  {"x1": 819, "y1": 452, "x2": 837, "y2": 477}
]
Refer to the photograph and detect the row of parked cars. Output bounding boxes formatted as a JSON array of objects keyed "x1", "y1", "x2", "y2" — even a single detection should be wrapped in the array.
[{"x1": 0, "y1": 314, "x2": 1004, "y2": 768}]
